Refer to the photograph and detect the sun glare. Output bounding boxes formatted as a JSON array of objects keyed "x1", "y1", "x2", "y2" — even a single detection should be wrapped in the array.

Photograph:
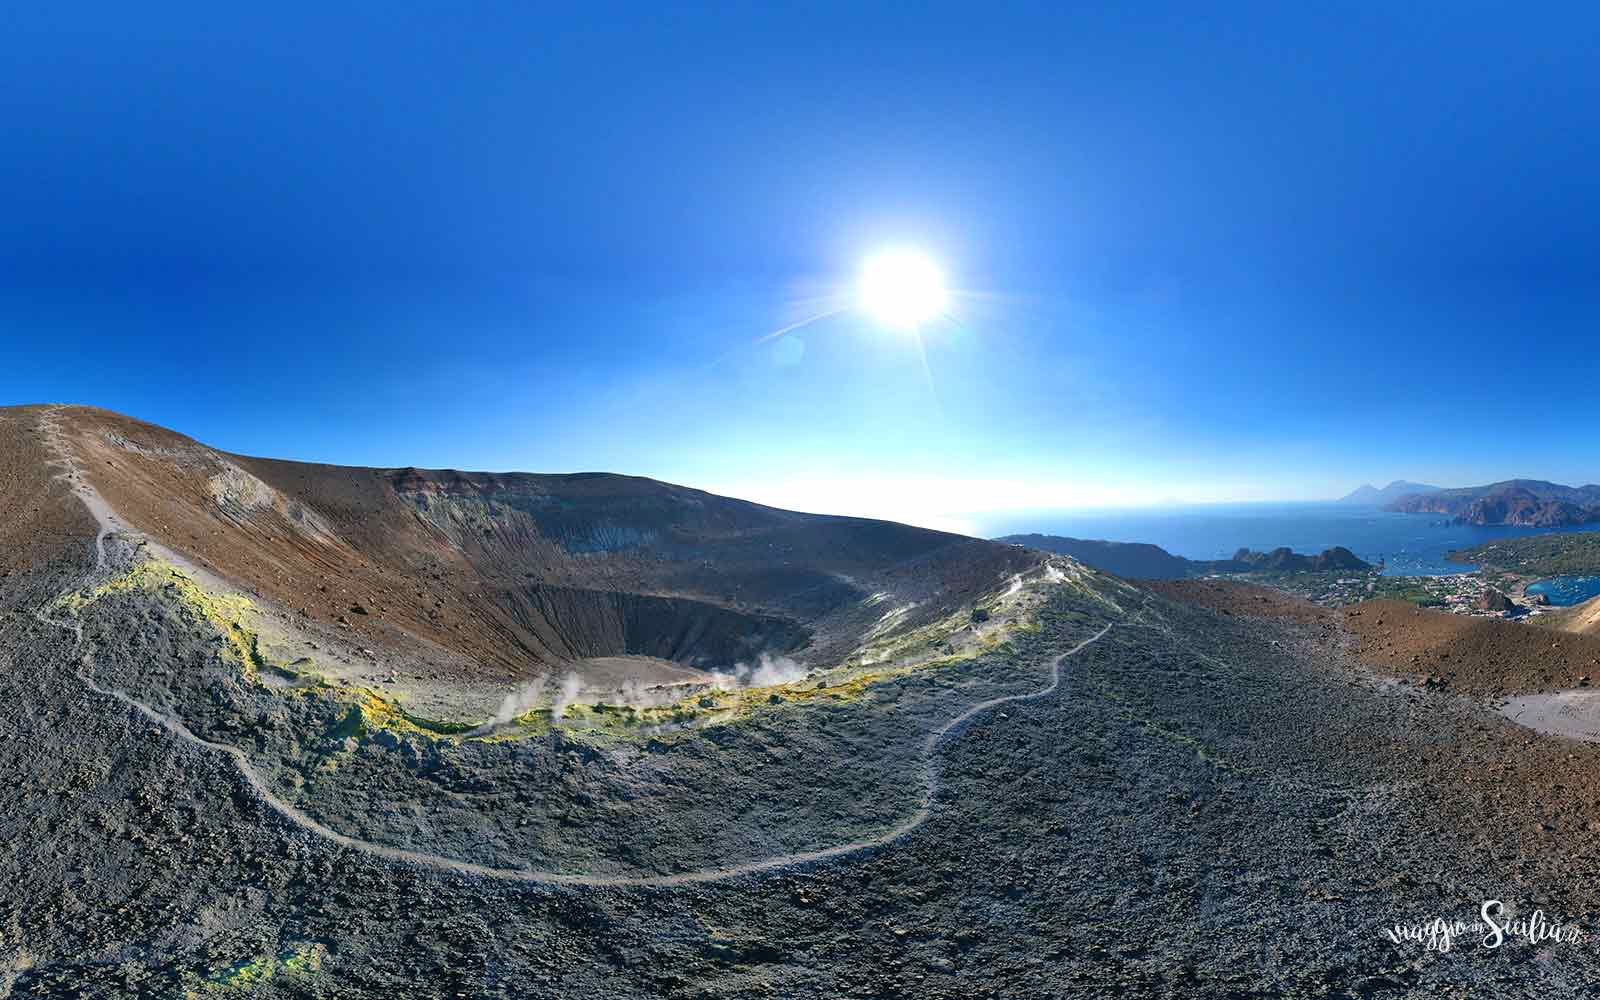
[{"x1": 859, "y1": 249, "x2": 948, "y2": 328}]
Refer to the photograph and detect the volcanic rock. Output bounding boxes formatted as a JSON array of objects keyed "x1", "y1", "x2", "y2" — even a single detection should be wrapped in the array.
[{"x1": 1477, "y1": 588, "x2": 1517, "y2": 613}]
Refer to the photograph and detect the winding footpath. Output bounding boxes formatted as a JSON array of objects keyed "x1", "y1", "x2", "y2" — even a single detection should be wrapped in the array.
[{"x1": 29, "y1": 407, "x2": 1115, "y2": 889}]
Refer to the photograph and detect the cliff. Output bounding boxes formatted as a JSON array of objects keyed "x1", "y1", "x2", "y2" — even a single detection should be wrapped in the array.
[{"x1": 1388, "y1": 480, "x2": 1600, "y2": 526}]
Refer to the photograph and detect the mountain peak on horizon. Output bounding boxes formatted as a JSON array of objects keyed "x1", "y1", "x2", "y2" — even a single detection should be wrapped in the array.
[{"x1": 1337, "y1": 480, "x2": 1442, "y2": 505}]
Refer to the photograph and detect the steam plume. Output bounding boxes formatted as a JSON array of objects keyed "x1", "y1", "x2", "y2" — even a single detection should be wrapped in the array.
[
  {"x1": 471, "y1": 675, "x2": 548, "y2": 735},
  {"x1": 552, "y1": 671, "x2": 583, "y2": 720},
  {"x1": 708, "y1": 652, "x2": 809, "y2": 690}
]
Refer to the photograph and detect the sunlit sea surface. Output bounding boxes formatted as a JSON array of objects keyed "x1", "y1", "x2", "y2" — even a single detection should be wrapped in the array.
[{"x1": 985, "y1": 502, "x2": 1600, "y2": 577}]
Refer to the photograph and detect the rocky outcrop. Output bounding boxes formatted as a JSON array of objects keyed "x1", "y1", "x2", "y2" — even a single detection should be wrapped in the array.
[
  {"x1": 1458, "y1": 493, "x2": 1596, "y2": 527},
  {"x1": 1476, "y1": 588, "x2": 1517, "y2": 613}
]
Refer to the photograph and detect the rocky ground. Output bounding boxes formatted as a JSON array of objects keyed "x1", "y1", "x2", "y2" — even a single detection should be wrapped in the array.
[
  {"x1": 12, "y1": 552, "x2": 1600, "y2": 995},
  {"x1": 12, "y1": 408, "x2": 1600, "y2": 995},
  {"x1": 62, "y1": 562, "x2": 1109, "y2": 878}
]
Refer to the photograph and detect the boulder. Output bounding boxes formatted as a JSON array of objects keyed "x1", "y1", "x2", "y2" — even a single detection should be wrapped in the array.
[{"x1": 1476, "y1": 588, "x2": 1516, "y2": 613}]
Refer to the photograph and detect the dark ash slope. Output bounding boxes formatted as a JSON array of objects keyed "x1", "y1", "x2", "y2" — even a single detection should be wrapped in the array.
[{"x1": 8, "y1": 406, "x2": 1600, "y2": 995}]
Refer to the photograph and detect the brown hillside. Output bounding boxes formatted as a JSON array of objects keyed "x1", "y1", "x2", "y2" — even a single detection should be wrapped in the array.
[
  {"x1": 1145, "y1": 579, "x2": 1333, "y2": 624},
  {"x1": 0, "y1": 405, "x2": 98, "y2": 599},
  {"x1": 1549, "y1": 592, "x2": 1600, "y2": 636},
  {"x1": 1344, "y1": 599, "x2": 1600, "y2": 694},
  {"x1": 29, "y1": 405, "x2": 1040, "y2": 681}
]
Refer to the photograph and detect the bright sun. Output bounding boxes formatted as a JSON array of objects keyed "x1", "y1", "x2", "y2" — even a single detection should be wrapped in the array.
[{"x1": 859, "y1": 249, "x2": 948, "y2": 328}]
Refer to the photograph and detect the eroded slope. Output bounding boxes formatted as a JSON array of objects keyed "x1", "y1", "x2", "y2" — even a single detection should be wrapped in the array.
[{"x1": 48, "y1": 405, "x2": 1041, "y2": 715}]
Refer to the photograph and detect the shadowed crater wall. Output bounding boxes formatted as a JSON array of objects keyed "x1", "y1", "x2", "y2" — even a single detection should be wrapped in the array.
[{"x1": 488, "y1": 584, "x2": 811, "y2": 666}]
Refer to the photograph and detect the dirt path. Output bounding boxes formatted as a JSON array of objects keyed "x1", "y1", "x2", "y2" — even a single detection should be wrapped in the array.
[
  {"x1": 30, "y1": 406, "x2": 1115, "y2": 888},
  {"x1": 1500, "y1": 690, "x2": 1600, "y2": 742}
]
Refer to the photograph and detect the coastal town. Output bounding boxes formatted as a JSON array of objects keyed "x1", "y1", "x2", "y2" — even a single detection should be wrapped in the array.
[
  {"x1": 1009, "y1": 533, "x2": 1587, "y2": 621},
  {"x1": 1228, "y1": 566, "x2": 1559, "y2": 620}
]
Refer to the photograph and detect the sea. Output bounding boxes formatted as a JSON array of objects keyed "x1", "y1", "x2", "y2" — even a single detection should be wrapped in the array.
[
  {"x1": 1525, "y1": 576, "x2": 1600, "y2": 607},
  {"x1": 983, "y1": 502, "x2": 1600, "y2": 578}
]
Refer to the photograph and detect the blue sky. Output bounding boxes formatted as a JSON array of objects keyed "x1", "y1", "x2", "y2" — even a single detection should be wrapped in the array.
[{"x1": 4, "y1": 3, "x2": 1600, "y2": 534}]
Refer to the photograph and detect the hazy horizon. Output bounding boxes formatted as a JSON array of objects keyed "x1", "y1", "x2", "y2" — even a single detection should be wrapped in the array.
[{"x1": 5, "y1": 400, "x2": 1593, "y2": 536}]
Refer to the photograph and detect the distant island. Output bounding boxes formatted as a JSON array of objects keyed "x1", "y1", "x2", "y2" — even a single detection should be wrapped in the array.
[
  {"x1": 999, "y1": 534, "x2": 1371, "y2": 580},
  {"x1": 1229, "y1": 546, "x2": 1372, "y2": 573},
  {"x1": 1337, "y1": 480, "x2": 1440, "y2": 505},
  {"x1": 994, "y1": 535, "x2": 1200, "y2": 578},
  {"x1": 1385, "y1": 479, "x2": 1600, "y2": 526}
]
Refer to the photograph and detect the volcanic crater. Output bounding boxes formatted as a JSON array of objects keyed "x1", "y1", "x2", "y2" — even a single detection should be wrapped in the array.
[{"x1": 18, "y1": 404, "x2": 1079, "y2": 877}]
